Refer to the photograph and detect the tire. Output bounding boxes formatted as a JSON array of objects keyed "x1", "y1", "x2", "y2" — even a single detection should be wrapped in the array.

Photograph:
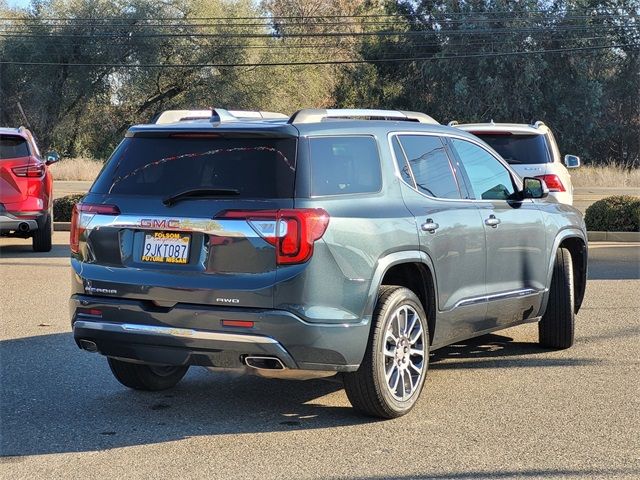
[
  {"x1": 343, "y1": 286, "x2": 429, "y2": 419},
  {"x1": 32, "y1": 212, "x2": 52, "y2": 252},
  {"x1": 539, "y1": 247, "x2": 575, "y2": 349},
  {"x1": 107, "y1": 358, "x2": 188, "y2": 391}
]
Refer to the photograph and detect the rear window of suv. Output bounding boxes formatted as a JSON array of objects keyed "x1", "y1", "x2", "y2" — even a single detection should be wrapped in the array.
[
  {"x1": 309, "y1": 136, "x2": 381, "y2": 196},
  {"x1": 0, "y1": 135, "x2": 30, "y2": 159},
  {"x1": 92, "y1": 136, "x2": 297, "y2": 198},
  {"x1": 473, "y1": 133, "x2": 551, "y2": 165}
]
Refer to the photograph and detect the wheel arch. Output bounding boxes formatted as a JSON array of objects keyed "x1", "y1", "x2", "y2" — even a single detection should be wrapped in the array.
[
  {"x1": 365, "y1": 251, "x2": 438, "y2": 345},
  {"x1": 540, "y1": 229, "x2": 588, "y2": 316}
]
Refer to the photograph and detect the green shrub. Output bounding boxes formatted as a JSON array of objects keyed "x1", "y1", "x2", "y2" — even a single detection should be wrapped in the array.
[
  {"x1": 584, "y1": 195, "x2": 640, "y2": 232},
  {"x1": 53, "y1": 194, "x2": 85, "y2": 222}
]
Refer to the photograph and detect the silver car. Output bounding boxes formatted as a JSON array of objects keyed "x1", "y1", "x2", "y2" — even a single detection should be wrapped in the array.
[{"x1": 452, "y1": 121, "x2": 580, "y2": 205}]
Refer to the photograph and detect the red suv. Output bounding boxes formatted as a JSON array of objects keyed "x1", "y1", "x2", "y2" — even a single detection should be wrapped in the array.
[{"x1": 0, "y1": 127, "x2": 59, "y2": 251}]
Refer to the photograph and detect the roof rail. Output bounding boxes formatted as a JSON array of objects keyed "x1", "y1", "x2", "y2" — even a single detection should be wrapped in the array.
[
  {"x1": 288, "y1": 109, "x2": 439, "y2": 125},
  {"x1": 531, "y1": 120, "x2": 546, "y2": 129},
  {"x1": 228, "y1": 110, "x2": 288, "y2": 120},
  {"x1": 447, "y1": 120, "x2": 459, "y2": 127},
  {"x1": 153, "y1": 109, "x2": 288, "y2": 124}
]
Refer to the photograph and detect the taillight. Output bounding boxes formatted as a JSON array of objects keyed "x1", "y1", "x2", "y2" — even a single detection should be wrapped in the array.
[
  {"x1": 535, "y1": 174, "x2": 565, "y2": 192},
  {"x1": 217, "y1": 208, "x2": 330, "y2": 265},
  {"x1": 70, "y1": 203, "x2": 120, "y2": 254},
  {"x1": 12, "y1": 163, "x2": 45, "y2": 177}
]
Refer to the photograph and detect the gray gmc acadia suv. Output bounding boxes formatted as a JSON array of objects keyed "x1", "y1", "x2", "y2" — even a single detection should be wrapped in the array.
[{"x1": 70, "y1": 108, "x2": 588, "y2": 418}]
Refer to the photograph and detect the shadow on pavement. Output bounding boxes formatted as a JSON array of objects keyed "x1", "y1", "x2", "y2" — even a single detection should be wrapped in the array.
[
  {"x1": 0, "y1": 332, "x2": 368, "y2": 457},
  {"x1": 1, "y1": 332, "x2": 603, "y2": 457},
  {"x1": 430, "y1": 334, "x2": 601, "y2": 370},
  {"x1": 333, "y1": 467, "x2": 640, "y2": 479},
  {"x1": 0, "y1": 242, "x2": 69, "y2": 259}
]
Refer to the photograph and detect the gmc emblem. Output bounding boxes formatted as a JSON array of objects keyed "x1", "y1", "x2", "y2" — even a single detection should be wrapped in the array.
[{"x1": 140, "y1": 219, "x2": 180, "y2": 229}]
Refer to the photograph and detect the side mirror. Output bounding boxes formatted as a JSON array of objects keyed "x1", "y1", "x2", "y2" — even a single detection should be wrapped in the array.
[
  {"x1": 44, "y1": 151, "x2": 60, "y2": 165},
  {"x1": 522, "y1": 177, "x2": 549, "y2": 199},
  {"x1": 564, "y1": 154, "x2": 580, "y2": 169}
]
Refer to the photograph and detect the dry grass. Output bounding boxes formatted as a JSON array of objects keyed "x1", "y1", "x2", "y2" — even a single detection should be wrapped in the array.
[
  {"x1": 49, "y1": 157, "x2": 103, "y2": 181},
  {"x1": 571, "y1": 164, "x2": 640, "y2": 188}
]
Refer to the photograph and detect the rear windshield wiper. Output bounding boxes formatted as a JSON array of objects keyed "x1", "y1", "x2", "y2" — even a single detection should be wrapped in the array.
[{"x1": 163, "y1": 187, "x2": 240, "y2": 206}]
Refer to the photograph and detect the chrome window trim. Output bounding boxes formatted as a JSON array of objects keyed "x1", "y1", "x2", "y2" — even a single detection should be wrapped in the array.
[
  {"x1": 386, "y1": 131, "x2": 525, "y2": 204},
  {"x1": 74, "y1": 320, "x2": 280, "y2": 344}
]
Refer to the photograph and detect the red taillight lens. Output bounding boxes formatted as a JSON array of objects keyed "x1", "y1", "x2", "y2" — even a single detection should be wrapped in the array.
[
  {"x1": 12, "y1": 163, "x2": 45, "y2": 177},
  {"x1": 221, "y1": 320, "x2": 254, "y2": 328},
  {"x1": 70, "y1": 203, "x2": 120, "y2": 254},
  {"x1": 536, "y1": 174, "x2": 565, "y2": 192},
  {"x1": 217, "y1": 208, "x2": 330, "y2": 265}
]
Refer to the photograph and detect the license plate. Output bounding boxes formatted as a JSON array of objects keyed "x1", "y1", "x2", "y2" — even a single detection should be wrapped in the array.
[{"x1": 142, "y1": 232, "x2": 191, "y2": 264}]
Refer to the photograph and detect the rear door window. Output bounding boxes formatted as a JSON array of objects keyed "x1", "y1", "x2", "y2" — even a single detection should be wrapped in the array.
[
  {"x1": 308, "y1": 136, "x2": 381, "y2": 196},
  {"x1": 450, "y1": 139, "x2": 516, "y2": 201},
  {"x1": 0, "y1": 135, "x2": 30, "y2": 159},
  {"x1": 396, "y1": 135, "x2": 461, "y2": 199},
  {"x1": 91, "y1": 136, "x2": 297, "y2": 198},
  {"x1": 472, "y1": 133, "x2": 551, "y2": 165}
]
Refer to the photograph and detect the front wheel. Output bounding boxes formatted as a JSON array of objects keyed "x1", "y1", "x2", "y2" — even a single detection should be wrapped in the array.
[
  {"x1": 539, "y1": 247, "x2": 575, "y2": 349},
  {"x1": 108, "y1": 358, "x2": 188, "y2": 391},
  {"x1": 343, "y1": 286, "x2": 429, "y2": 419}
]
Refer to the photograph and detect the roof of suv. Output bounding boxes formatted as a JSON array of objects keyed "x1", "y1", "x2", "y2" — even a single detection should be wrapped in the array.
[
  {"x1": 453, "y1": 122, "x2": 549, "y2": 136},
  {"x1": 0, "y1": 127, "x2": 29, "y2": 138},
  {"x1": 127, "y1": 108, "x2": 486, "y2": 140}
]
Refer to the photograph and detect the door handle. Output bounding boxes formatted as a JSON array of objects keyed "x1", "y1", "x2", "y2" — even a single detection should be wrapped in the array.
[
  {"x1": 485, "y1": 214, "x2": 501, "y2": 228},
  {"x1": 421, "y1": 218, "x2": 439, "y2": 233}
]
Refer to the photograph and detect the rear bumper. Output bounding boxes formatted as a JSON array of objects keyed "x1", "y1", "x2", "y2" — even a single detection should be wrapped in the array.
[
  {"x1": 70, "y1": 294, "x2": 370, "y2": 372},
  {"x1": 0, "y1": 208, "x2": 46, "y2": 234}
]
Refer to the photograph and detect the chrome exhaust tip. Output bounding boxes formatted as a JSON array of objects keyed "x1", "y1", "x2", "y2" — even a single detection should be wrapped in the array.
[
  {"x1": 244, "y1": 356, "x2": 285, "y2": 370},
  {"x1": 78, "y1": 339, "x2": 98, "y2": 353}
]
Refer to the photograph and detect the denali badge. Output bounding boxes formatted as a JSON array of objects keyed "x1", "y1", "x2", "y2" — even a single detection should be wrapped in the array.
[{"x1": 216, "y1": 297, "x2": 240, "y2": 304}]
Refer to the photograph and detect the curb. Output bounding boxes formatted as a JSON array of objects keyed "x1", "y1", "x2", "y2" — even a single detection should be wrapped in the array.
[
  {"x1": 587, "y1": 231, "x2": 640, "y2": 242},
  {"x1": 54, "y1": 222, "x2": 71, "y2": 232},
  {"x1": 54, "y1": 222, "x2": 639, "y2": 242}
]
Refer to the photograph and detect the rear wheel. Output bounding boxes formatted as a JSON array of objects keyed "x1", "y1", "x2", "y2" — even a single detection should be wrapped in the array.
[
  {"x1": 107, "y1": 358, "x2": 188, "y2": 391},
  {"x1": 32, "y1": 212, "x2": 52, "y2": 252},
  {"x1": 539, "y1": 247, "x2": 575, "y2": 349},
  {"x1": 343, "y1": 286, "x2": 429, "y2": 418}
]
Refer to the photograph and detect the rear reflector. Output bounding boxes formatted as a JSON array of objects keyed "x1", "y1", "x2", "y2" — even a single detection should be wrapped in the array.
[
  {"x1": 535, "y1": 174, "x2": 566, "y2": 192},
  {"x1": 221, "y1": 320, "x2": 254, "y2": 328},
  {"x1": 217, "y1": 208, "x2": 329, "y2": 265},
  {"x1": 70, "y1": 203, "x2": 121, "y2": 253},
  {"x1": 12, "y1": 163, "x2": 45, "y2": 177},
  {"x1": 79, "y1": 308, "x2": 103, "y2": 317}
]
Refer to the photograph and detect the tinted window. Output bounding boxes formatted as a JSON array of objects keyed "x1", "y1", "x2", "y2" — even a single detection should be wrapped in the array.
[
  {"x1": 397, "y1": 135, "x2": 461, "y2": 199},
  {"x1": 451, "y1": 139, "x2": 515, "y2": 200},
  {"x1": 472, "y1": 133, "x2": 550, "y2": 164},
  {"x1": 0, "y1": 135, "x2": 30, "y2": 159},
  {"x1": 309, "y1": 136, "x2": 381, "y2": 196},
  {"x1": 392, "y1": 136, "x2": 414, "y2": 186},
  {"x1": 91, "y1": 136, "x2": 297, "y2": 198}
]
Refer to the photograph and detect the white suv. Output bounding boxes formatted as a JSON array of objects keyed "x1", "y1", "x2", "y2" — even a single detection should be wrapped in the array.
[{"x1": 452, "y1": 121, "x2": 580, "y2": 205}]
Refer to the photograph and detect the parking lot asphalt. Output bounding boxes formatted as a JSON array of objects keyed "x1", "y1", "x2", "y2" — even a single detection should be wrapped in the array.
[{"x1": 1, "y1": 233, "x2": 638, "y2": 480}]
